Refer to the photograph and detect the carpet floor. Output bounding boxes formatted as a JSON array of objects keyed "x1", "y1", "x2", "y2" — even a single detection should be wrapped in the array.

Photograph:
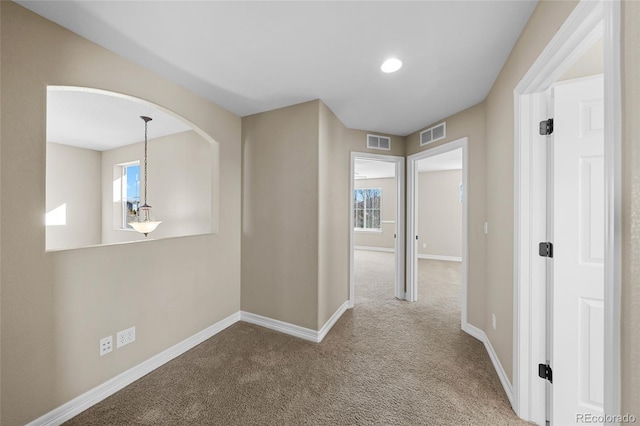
[{"x1": 65, "y1": 250, "x2": 529, "y2": 425}]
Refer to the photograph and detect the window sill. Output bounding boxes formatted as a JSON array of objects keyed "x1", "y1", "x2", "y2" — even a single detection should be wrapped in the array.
[{"x1": 117, "y1": 228, "x2": 137, "y2": 232}]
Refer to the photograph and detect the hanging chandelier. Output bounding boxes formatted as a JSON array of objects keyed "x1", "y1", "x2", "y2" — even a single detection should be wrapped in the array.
[{"x1": 130, "y1": 116, "x2": 162, "y2": 236}]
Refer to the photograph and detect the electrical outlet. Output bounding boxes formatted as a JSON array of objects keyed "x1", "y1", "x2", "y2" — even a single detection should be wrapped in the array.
[
  {"x1": 484, "y1": 222, "x2": 489, "y2": 235},
  {"x1": 100, "y1": 336, "x2": 113, "y2": 356},
  {"x1": 116, "y1": 326, "x2": 136, "y2": 348},
  {"x1": 492, "y1": 313, "x2": 497, "y2": 330},
  {"x1": 422, "y1": 243, "x2": 427, "y2": 249}
]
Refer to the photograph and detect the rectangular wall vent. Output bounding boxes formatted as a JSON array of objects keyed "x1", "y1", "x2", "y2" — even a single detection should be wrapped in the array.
[
  {"x1": 420, "y1": 122, "x2": 446, "y2": 146},
  {"x1": 367, "y1": 134, "x2": 391, "y2": 151}
]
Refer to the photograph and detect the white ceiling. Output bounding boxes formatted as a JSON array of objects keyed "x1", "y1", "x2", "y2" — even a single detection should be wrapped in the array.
[
  {"x1": 19, "y1": 1, "x2": 537, "y2": 137},
  {"x1": 47, "y1": 87, "x2": 191, "y2": 151}
]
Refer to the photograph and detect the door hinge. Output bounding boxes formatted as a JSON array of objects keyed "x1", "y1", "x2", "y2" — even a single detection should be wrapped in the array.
[
  {"x1": 538, "y1": 363, "x2": 553, "y2": 383},
  {"x1": 539, "y1": 242, "x2": 553, "y2": 258},
  {"x1": 539, "y1": 118, "x2": 554, "y2": 136}
]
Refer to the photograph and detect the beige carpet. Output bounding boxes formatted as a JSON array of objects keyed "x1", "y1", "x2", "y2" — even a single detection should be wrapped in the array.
[{"x1": 65, "y1": 250, "x2": 529, "y2": 425}]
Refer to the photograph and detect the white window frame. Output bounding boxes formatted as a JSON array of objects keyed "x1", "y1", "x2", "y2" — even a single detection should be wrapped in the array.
[
  {"x1": 353, "y1": 188, "x2": 382, "y2": 232},
  {"x1": 115, "y1": 160, "x2": 141, "y2": 231}
]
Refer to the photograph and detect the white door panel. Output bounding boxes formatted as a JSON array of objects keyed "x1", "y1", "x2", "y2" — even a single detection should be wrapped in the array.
[{"x1": 552, "y1": 75, "x2": 604, "y2": 425}]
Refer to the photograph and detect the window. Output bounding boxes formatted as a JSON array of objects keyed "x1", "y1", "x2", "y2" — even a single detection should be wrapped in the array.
[
  {"x1": 117, "y1": 162, "x2": 140, "y2": 229},
  {"x1": 354, "y1": 188, "x2": 381, "y2": 231}
]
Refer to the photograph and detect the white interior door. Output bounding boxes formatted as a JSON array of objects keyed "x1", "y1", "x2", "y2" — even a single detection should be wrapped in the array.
[{"x1": 551, "y1": 75, "x2": 604, "y2": 425}]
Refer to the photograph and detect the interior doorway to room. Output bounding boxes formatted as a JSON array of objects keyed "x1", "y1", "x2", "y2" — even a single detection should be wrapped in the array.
[
  {"x1": 514, "y1": 1, "x2": 621, "y2": 423},
  {"x1": 407, "y1": 138, "x2": 468, "y2": 329},
  {"x1": 523, "y1": 44, "x2": 607, "y2": 426},
  {"x1": 349, "y1": 153, "x2": 405, "y2": 307}
]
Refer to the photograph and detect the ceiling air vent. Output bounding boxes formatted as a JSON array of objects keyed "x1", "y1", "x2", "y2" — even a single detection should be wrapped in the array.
[
  {"x1": 367, "y1": 134, "x2": 391, "y2": 151},
  {"x1": 420, "y1": 122, "x2": 446, "y2": 146}
]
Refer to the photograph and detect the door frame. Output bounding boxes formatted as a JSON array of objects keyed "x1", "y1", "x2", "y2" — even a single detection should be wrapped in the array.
[
  {"x1": 349, "y1": 152, "x2": 405, "y2": 307},
  {"x1": 513, "y1": 0, "x2": 621, "y2": 423},
  {"x1": 406, "y1": 137, "x2": 468, "y2": 329}
]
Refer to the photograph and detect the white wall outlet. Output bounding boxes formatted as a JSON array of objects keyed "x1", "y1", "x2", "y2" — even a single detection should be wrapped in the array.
[
  {"x1": 116, "y1": 326, "x2": 136, "y2": 348},
  {"x1": 492, "y1": 313, "x2": 497, "y2": 330},
  {"x1": 422, "y1": 243, "x2": 427, "y2": 249},
  {"x1": 484, "y1": 222, "x2": 489, "y2": 235},
  {"x1": 100, "y1": 336, "x2": 113, "y2": 356}
]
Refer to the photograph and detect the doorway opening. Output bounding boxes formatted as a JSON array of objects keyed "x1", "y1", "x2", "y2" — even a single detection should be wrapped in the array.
[
  {"x1": 513, "y1": 1, "x2": 621, "y2": 423},
  {"x1": 349, "y1": 152, "x2": 405, "y2": 307},
  {"x1": 407, "y1": 138, "x2": 468, "y2": 329}
]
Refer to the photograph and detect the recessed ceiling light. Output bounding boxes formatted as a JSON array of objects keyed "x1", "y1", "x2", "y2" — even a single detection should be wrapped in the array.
[{"x1": 381, "y1": 58, "x2": 402, "y2": 73}]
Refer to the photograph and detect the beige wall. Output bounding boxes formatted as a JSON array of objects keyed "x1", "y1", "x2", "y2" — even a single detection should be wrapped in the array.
[
  {"x1": 101, "y1": 130, "x2": 212, "y2": 245},
  {"x1": 417, "y1": 170, "x2": 462, "y2": 258},
  {"x1": 47, "y1": 130, "x2": 212, "y2": 251},
  {"x1": 318, "y1": 102, "x2": 350, "y2": 327},
  {"x1": 241, "y1": 100, "x2": 320, "y2": 329},
  {"x1": 317, "y1": 104, "x2": 404, "y2": 326},
  {"x1": 1, "y1": 3, "x2": 241, "y2": 425},
  {"x1": 622, "y1": 0, "x2": 640, "y2": 418},
  {"x1": 242, "y1": 100, "x2": 404, "y2": 330},
  {"x1": 354, "y1": 177, "x2": 396, "y2": 250},
  {"x1": 46, "y1": 143, "x2": 102, "y2": 250},
  {"x1": 479, "y1": 0, "x2": 579, "y2": 382},
  {"x1": 406, "y1": 103, "x2": 486, "y2": 329},
  {"x1": 353, "y1": 130, "x2": 404, "y2": 158},
  {"x1": 3, "y1": 1, "x2": 639, "y2": 423},
  {"x1": 558, "y1": 37, "x2": 603, "y2": 81}
]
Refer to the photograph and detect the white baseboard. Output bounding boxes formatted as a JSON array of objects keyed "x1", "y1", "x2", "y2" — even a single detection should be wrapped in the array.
[
  {"x1": 241, "y1": 311, "x2": 318, "y2": 342},
  {"x1": 27, "y1": 311, "x2": 241, "y2": 426},
  {"x1": 463, "y1": 323, "x2": 514, "y2": 409},
  {"x1": 418, "y1": 254, "x2": 462, "y2": 262},
  {"x1": 317, "y1": 301, "x2": 349, "y2": 342},
  {"x1": 354, "y1": 246, "x2": 395, "y2": 253},
  {"x1": 241, "y1": 300, "x2": 349, "y2": 343},
  {"x1": 28, "y1": 302, "x2": 350, "y2": 425}
]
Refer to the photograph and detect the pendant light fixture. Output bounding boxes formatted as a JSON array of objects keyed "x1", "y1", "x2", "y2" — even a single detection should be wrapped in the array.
[{"x1": 130, "y1": 116, "x2": 162, "y2": 236}]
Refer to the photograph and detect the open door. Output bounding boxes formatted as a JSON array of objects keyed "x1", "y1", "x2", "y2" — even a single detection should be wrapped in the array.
[{"x1": 550, "y1": 75, "x2": 605, "y2": 424}]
